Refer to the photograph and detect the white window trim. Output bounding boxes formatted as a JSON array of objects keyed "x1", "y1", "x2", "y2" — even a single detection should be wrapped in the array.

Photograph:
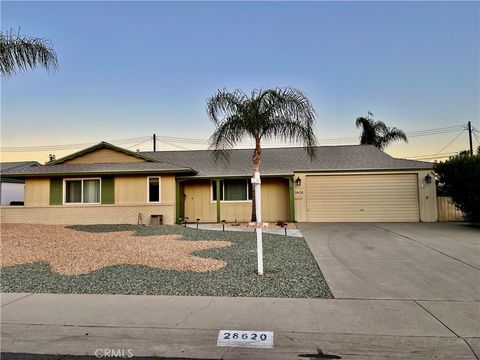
[
  {"x1": 63, "y1": 178, "x2": 101, "y2": 205},
  {"x1": 147, "y1": 176, "x2": 162, "y2": 203},
  {"x1": 210, "y1": 179, "x2": 252, "y2": 203}
]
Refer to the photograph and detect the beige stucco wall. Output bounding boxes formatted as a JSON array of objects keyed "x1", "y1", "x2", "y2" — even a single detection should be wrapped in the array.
[
  {"x1": 24, "y1": 178, "x2": 49, "y2": 206},
  {"x1": 1, "y1": 204, "x2": 175, "y2": 225},
  {"x1": 4, "y1": 175, "x2": 177, "y2": 225},
  {"x1": 416, "y1": 170, "x2": 438, "y2": 222},
  {"x1": 22, "y1": 175, "x2": 175, "y2": 206},
  {"x1": 115, "y1": 175, "x2": 175, "y2": 204},
  {"x1": 183, "y1": 178, "x2": 289, "y2": 222},
  {"x1": 64, "y1": 148, "x2": 146, "y2": 164},
  {"x1": 115, "y1": 176, "x2": 148, "y2": 204},
  {"x1": 294, "y1": 170, "x2": 437, "y2": 223}
]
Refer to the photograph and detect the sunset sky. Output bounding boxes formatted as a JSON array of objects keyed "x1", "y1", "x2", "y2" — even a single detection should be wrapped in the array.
[{"x1": 1, "y1": 1, "x2": 479, "y2": 163}]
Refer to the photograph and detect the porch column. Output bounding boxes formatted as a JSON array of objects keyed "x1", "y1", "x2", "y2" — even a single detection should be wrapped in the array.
[
  {"x1": 216, "y1": 179, "x2": 221, "y2": 222},
  {"x1": 175, "y1": 180, "x2": 181, "y2": 224},
  {"x1": 288, "y1": 176, "x2": 295, "y2": 222}
]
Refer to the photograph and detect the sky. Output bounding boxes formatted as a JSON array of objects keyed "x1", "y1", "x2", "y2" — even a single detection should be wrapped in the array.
[{"x1": 1, "y1": 1, "x2": 479, "y2": 163}]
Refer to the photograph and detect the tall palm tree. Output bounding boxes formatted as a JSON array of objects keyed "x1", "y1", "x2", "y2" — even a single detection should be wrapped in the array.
[
  {"x1": 207, "y1": 87, "x2": 318, "y2": 222},
  {"x1": 207, "y1": 87, "x2": 317, "y2": 275},
  {"x1": 355, "y1": 116, "x2": 407, "y2": 150},
  {"x1": 0, "y1": 30, "x2": 58, "y2": 77}
]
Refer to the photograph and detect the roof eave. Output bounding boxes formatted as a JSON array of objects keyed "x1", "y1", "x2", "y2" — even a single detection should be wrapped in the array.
[
  {"x1": 293, "y1": 167, "x2": 434, "y2": 173},
  {"x1": 176, "y1": 173, "x2": 294, "y2": 180},
  {"x1": 0, "y1": 168, "x2": 196, "y2": 178}
]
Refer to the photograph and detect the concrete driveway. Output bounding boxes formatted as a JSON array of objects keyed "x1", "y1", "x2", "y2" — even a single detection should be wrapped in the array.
[{"x1": 299, "y1": 222, "x2": 480, "y2": 301}]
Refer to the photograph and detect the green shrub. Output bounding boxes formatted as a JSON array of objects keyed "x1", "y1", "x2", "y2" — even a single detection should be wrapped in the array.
[{"x1": 435, "y1": 155, "x2": 480, "y2": 222}]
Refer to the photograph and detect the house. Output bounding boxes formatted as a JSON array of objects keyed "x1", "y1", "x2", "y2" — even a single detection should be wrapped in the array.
[
  {"x1": 0, "y1": 142, "x2": 437, "y2": 224},
  {"x1": 0, "y1": 161, "x2": 40, "y2": 206}
]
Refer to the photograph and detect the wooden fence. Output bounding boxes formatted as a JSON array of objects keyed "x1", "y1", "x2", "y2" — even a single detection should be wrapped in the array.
[{"x1": 437, "y1": 196, "x2": 464, "y2": 222}]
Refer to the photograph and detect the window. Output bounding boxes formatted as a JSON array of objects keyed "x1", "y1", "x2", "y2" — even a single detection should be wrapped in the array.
[
  {"x1": 212, "y1": 179, "x2": 252, "y2": 201},
  {"x1": 64, "y1": 179, "x2": 100, "y2": 204},
  {"x1": 148, "y1": 177, "x2": 161, "y2": 202}
]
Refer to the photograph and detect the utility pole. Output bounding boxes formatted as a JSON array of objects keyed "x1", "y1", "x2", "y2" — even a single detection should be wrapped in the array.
[
  {"x1": 153, "y1": 134, "x2": 156, "y2": 152},
  {"x1": 467, "y1": 122, "x2": 473, "y2": 156}
]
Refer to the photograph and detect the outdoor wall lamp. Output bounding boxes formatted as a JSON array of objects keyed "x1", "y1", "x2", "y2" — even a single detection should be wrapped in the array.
[
  {"x1": 424, "y1": 174, "x2": 432, "y2": 184},
  {"x1": 295, "y1": 177, "x2": 302, "y2": 186}
]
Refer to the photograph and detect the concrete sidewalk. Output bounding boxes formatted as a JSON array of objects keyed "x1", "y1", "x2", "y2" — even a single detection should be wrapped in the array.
[{"x1": 2, "y1": 293, "x2": 479, "y2": 359}]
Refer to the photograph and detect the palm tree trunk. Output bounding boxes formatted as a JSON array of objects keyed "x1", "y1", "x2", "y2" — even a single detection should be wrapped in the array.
[{"x1": 251, "y1": 137, "x2": 261, "y2": 222}]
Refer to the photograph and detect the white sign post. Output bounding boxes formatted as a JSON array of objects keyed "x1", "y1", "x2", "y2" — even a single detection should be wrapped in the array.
[{"x1": 252, "y1": 171, "x2": 263, "y2": 275}]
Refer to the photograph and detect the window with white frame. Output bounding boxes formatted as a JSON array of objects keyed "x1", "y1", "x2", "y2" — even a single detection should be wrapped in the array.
[
  {"x1": 212, "y1": 179, "x2": 252, "y2": 201},
  {"x1": 64, "y1": 178, "x2": 100, "y2": 204},
  {"x1": 148, "y1": 177, "x2": 161, "y2": 202}
]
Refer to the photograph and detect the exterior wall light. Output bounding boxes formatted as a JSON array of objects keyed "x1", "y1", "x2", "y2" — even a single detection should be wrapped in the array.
[
  {"x1": 295, "y1": 177, "x2": 302, "y2": 186},
  {"x1": 425, "y1": 174, "x2": 432, "y2": 184}
]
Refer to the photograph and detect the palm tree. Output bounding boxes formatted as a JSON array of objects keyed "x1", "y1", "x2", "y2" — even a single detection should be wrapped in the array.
[
  {"x1": 0, "y1": 30, "x2": 58, "y2": 77},
  {"x1": 207, "y1": 87, "x2": 317, "y2": 274},
  {"x1": 355, "y1": 116, "x2": 407, "y2": 150}
]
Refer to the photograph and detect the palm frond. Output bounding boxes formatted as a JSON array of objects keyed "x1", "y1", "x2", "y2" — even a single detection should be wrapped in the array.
[
  {"x1": 208, "y1": 114, "x2": 246, "y2": 160},
  {"x1": 206, "y1": 88, "x2": 247, "y2": 126},
  {"x1": 355, "y1": 115, "x2": 407, "y2": 150},
  {"x1": 260, "y1": 88, "x2": 318, "y2": 158},
  {"x1": 0, "y1": 31, "x2": 58, "y2": 77},
  {"x1": 378, "y1": 127, "x2": 408, "y2": 150},
  {"x1": 207, "y1": 87, "x2": 318, "y2": 161}
]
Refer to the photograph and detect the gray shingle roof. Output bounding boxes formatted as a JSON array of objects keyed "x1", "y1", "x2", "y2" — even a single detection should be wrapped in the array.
[
  {"x1": 0, "y1": 145, "x2": 433, "y2": 178},
  {"x1": 0, "y1": 161, "x2": 40, "y2": 171},
  {"x1": 141, "y1": 145, "x2": 433, "y2": 177},
  {"x1": 0, "y1": 162, "x2": 195, "y2": 177},
  {"x1": 1, "y1": 161, "x2": 41, "y2": 182}
]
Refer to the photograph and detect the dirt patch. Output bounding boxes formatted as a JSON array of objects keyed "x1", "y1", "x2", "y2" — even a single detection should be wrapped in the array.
[{"x1": 1, "y1": 224, "x2": 232, "y2": 275}]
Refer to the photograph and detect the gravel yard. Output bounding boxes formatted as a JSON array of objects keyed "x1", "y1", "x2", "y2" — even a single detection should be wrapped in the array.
[
  {"x1": 1, "y1": 224, "x2": 332, "y2": 298},
  {"x1": 1, "y1": 224, "x2": 232, "y2": 275}
]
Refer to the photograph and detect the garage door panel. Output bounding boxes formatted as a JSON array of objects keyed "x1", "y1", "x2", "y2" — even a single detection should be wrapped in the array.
[{"x1": 306, "y1": 174, "x2": 419, "y2": 222}]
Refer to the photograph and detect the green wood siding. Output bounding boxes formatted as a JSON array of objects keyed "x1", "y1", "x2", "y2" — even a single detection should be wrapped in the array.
[
  {"x1": 49, "y1": 178, "x2": 63, "y2": 205},
  {"x1": 101, "y1": 176, "x2": 115, "y2": 204}
]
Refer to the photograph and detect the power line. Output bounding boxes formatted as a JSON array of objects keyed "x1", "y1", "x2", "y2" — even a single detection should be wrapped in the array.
[
  {"x1": 405, "y1": 151, "x2": 459, "y2": 158},
  {"x1": 431, "y1": 129, "x2": 466, "y2": 158},
  {"x1": 1, "y1": 136, "x2": 152, "y2": 152},
  {"x1": 405, "y1": 151, "x2": 460, "y2": 160},
  {"x1": 472, "y1": 131, "x2": 480, "y2": 145},
  {"x1": 127, "y1": 138, "x2": 152, "y2": 150},
  {"x1": 0, "y1": 124, "x2": 469, "y2": 152}
]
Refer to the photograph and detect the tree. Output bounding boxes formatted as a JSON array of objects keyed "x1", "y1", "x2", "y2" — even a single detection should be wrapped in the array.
[
  {"x1": 207, "y1": 87, "x2": 317, "y2": 274},
  {"x1": 435, "y1": 154, "x2": 480, "y2": 222},
  {"x1": 355, "y1": 116, "x2": 407, "y2": 150},
  {"x1": 0, "y1": 29, "x2": 58, "y2": 77}
]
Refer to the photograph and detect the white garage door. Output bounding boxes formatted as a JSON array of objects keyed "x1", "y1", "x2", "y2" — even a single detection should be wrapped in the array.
[{"x1": 306, "y1": 174, "x2": 420, "y2": 222}]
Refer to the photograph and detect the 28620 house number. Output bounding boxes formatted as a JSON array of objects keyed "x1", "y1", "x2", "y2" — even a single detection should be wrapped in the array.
[
  {"x1": 223, "y1": 332, "x2": 267, "y2": 341},
  {"x1": 217, "y1": 330, "x2": 273, "y2": 349}
]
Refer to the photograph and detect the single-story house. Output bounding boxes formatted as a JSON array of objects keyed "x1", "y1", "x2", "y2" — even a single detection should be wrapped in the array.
[
  {"x1": 0, "y1": 161, "x2": 40, "y2": 206},
  {"x1": 0, "y1": 141, "x2": 437, "y2": 224}
]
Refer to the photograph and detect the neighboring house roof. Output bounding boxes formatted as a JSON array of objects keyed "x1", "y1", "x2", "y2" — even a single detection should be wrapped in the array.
[
  {"x1": 0, "y1": 162, "x2": 195, "y2": 177},
  {"x1": 0, "y1": 161, "x2": 40, "y2": 171},
  {"x1": 0, "y1": 161, "x2": 40, "y2": 182},
  {"x1": 141, "y1": 145, "x2": 434, "y2": 178},
  {"x1": 48, "y1": 141, "x2": 159, "y2": 165}
]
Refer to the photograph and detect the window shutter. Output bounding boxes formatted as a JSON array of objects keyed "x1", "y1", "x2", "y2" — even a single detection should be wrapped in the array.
[
  {"x1": 101, "y1": 176, "x2": 115, "y2": 204},
  {"x1": 49, "y1": 178, "x2": 63, "y2": 205}
]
